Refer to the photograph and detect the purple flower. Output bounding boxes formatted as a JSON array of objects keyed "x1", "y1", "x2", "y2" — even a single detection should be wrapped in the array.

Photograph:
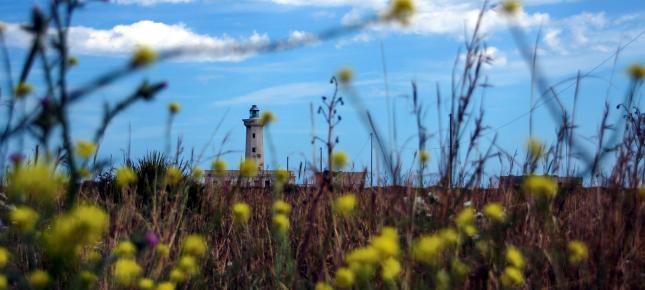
[{"x1": 145, "y1": 231, "x2": 159, "y2": 247}]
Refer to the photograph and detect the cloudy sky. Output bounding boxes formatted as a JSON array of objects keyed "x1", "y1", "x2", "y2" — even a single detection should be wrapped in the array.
[{"x1": 1, "y1": 0, "x2": 644, "y2": 181}]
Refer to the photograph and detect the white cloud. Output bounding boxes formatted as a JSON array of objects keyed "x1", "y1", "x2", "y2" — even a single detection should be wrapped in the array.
[
  {"x1": 3, "y1": 20, "x2": 270, "y2": 62},
  {"x1": 288, "y1": 30, "x2": 319, "y2": 45},
  {"x1": 112, "y1": 0, "x2": 193, "y2": 5},
  {"x1": 214, "y1": 82, "x2": 331, "y2": 106}
]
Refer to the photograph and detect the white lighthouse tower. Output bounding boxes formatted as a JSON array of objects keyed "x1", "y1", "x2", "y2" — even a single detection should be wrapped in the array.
[{"x1": 243, "y1": 105, "x2": 264, "y2": 170}]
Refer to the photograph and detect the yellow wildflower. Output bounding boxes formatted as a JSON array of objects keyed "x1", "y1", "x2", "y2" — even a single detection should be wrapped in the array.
[
  {"x1": 260, "y1": 111, "x2": 276, "y2": 126},
  {"x1": 178, "y1": 255, "x2": 199, "y2": 276},
  {"x1": 334, "y1": 267, "x2": 355, "y2": 289},
  {"x1": 315, "y1": 282, "x2": 334, "y2": 290},
  {"x1": 384, "y1": 0, "x2": 416, "y2": 25},
  {"x1": 273, "y1": 200, "x2": 292, "y2": 215},
  {"x1": 116, "y1": 166, "x2": 137, "y2": 188},
  {"x1": 501, "y1": 266, "x2": 524, "y2": 286},
  {"x1": 567, "y1": 240, "x2": 589, "y2": 264},
  {"x1": 182, "y1": 235, "x2": 207, "y2": 257},
  {"x1": 337, "y1": 67, "x2": 353, "y2": 84},
  {"x1": 232, "y1": 202, "x2": 252, "y2": 225},
  {"x1": 212, "y1": 158, "x2": 227, "y2": 175},
  {"x1": 191, "y1": 166, "x2": 204, "y2": 179},
  {"x1": 272, "y1": 214, "x2": 290, "y2": 233},
  {"x1": 10, "y1": 206, "x2": 39, "y2": 232},
  {"x1": 505, "y1": 246, "x2": 525, "y2": 269},
  {"x1": 156, "y1": 282, "x2": 175, "y2": 290},
  {"x1": 455, "y1": 207, "x2": 475, "y2": 227},
  {"x1": 333, "y1": 193, "x2": 357, "y2": 216},
  {"x1": 0, "y1": 275, "x2": 7, "y2": 290},
  {"x1": 372, "y1": 229, "x2": 399, "y2": 258},
  {"x1": 381, "y1": 257, "x2": 401, "y2": 281},
  {"x1": 132, "y1": 45, "x2": 157, "y2": 67},
  {"x1": 526, "y1": 137, "x2": 544, "y2": 159},
  {"x1": 155, "y1": 243, "x2": 171, "y2": 257},
  {"x1": 438, "y1": 228, "x2": 459, "y2": 245},
  {"x1": 239, "y1": 159, "x2": 258, "y2": 177},
  {"x1": 14, "y1": 82, "x2": 33, "y2": 97},
  {"x1": 45, "y1": 204, "x2": 109, "y2": 257},
  {"x1": 169, "y1": 268, "x2": 185, "y2": 283},
  {"x1": 79, "y1": 167, "x2": 91, "y2": 178},
  {"x1": 28, "y1": 270, "x2": 50, "y2": 289},
  {"x1": 76, "y1": 140, "x2": 97, "y2": 158},
  {"x1": 6, "y1": 161, "x2": 65, "y2": 204},
  {"x1": 165, "y1": 166, "x2": 183, "y2": 185},
  {"x1": 332, "y1": 151, "x2": 349, "y2": 170},
  {"x1": 412, "y1": 235, "x2": 444, "y2": 265},
  {"x1": 274, "y1": 169, "x2": 290, "y2": 184},
  {"x1": 419, "y1": 150, "x2": 430, "y2": 164},
  {"x1": 80, "y1": 271, "x2": 98, "y2": 286},
  {"x1": 114, "y1": 259, "x2": 142, "y2": 286},
  {"x1": 522, "y1": 175, "x2": 558, "y2": 199},
  {"x1": 168, "y1": 102, "x2": 181, "y2": 114},
  {"x1": 0, "y1": 248, "x2": 8, "y2": 268},
  {"x1": 627, "y1": 63, "x2": 645, "y2": 80},
  {"x1": 113, "y1": 241, "x2": 137, "y2": 258},
  {"x1": 483, "y1": 202, "x2": 506, "y2": 223},
  {"x1": 138, "y1": 278, "x2": 155, "y2": 290},
  {"x1": 435, "y1": 270, "x2": 450, "y2": 290},
  {"x1": 451, "y1": 259, "x2": 469, "y2": 278},
  {"x1": 501, "y1": 0, "x2": 522, "y2": 15}
]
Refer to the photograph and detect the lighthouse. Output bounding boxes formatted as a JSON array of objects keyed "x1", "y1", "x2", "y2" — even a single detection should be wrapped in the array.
[{"x1": 243, "y1": 105, "x2": 264, "y2": 170}]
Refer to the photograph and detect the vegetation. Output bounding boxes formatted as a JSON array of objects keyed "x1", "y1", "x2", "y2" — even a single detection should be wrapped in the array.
[{"x1": 0, "y1": 0, "x2": 643, "y2": 289}]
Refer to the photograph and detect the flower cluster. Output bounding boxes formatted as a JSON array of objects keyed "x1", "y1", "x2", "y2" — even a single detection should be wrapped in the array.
[{"x1": 272, "y1": 199, "x2": 292, "y2": 234}]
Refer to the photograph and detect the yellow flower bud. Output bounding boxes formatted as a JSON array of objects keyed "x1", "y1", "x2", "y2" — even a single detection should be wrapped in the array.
[
  {"x1": 333, "y1": 193, "x2": 357, "y2": 216},
  {"x1": 168, "y1": 102, "x2": 181, "y2": 114},
  {"x1": 76, "y1": 140, "x2": 97, "y2": 158},
  {"x1": 132, "y1": 45, "x2": 157, "y2": 67},
  {"x1": 232, "y1": 202, "x2": 252, "y2": 225},
  {"x1": 10, "y1": 206, "x2": 39, "y2": 232}
]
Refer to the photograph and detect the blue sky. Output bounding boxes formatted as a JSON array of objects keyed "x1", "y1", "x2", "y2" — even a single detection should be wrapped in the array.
[{"x1": 1, "y1": 0, "x2": 644, "y2": 182}]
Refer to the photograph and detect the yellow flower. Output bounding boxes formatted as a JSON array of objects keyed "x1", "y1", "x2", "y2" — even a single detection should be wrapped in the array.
[
  {"x1": 45, "y1": 204, "x2": 109, "y2": 257},
  {"x1": 505, "y1": 246, "x2": 525, "y2": 269},
  {"x1": 76, "y1": 140, "x2": 97, "y2": 158},
  {"x1": 501, "y1": 266, "x2": 524, "y2": 286},
  {"x1": 156, "y1": 282, "x2": 175, "y2": 290},
  {"x1": 272, "y1": 214, "x2": 290, "y2": 233},
  {"x1": 113, "y1": 241, "x2": 137, "y2": 258},
  {"x1": 315, "y1": 282, "x2": 333, "y2": 290},
  {"x1": 80, "y1": 271, "x2": 98, "y2": 286},
  {"x1": 483, "y1": 202, "x2": 506, "y2": 223},
  {"x1": 274, "y1": 169, "x2": 290, "y2": 184},
  {"x1": 239, "y1": 159, "x2": 258, "y2": 177},
  {"x1": 567, "y1": 240, "x2": 589, "y2": 264},
  {"x1": 381, "y1": 257, "x2": 401, "y2": 281},
  {"x1": 6, "y1": 161, "x2": 65, "y2": 204},
  {"x1": 212, "y1": 158, "x2": 227, "y2": 175},
  {"x1": 79, "y1": 167, "x2": 91, "y2": 178},
  {"x1": 522, "y1": 175, "x2": 557, "y2": 199},
  {"x1": 28, "y1": 270, "x2": 50, "y2": 289},
  {"x1": 71, "y1": 205, "x2": 109, "y2": 242},
  {"x1": 419, "y1": 150, "x2": 430, "y2": 164},
  {"x1": 451, "y1": 259, "x2": 469, "y2": 278},
  {"x1": 438, "y1": 228, "x2": 459, "y2": 246},
  {"x1": 9, "y1": 206, "x2": 39, "y2": 232},
  {"x1": 455, "y1": 207, "x2": 475, "y2": 232},
  {"x1": 346, "y1": 246, "x2": 380, "y2": 265},
  {"x1": 14, "y1": 82, "x2": 33, "y2": 97},
  {"x1": 132, "y1": 45, "x2": 157, "y2": 67},
  {"x1": 0, "y1": 248, "x2": 8, "y2": 268},
  {"x1": 182, "y1": 235, "x2": 207, "y2": 257},
  {"x1": 155, "y1": 243, "x2": 171, "y2": 257},
  {"x1": 273, "y1": 200, "x2": 292, "y2": 215},
  {"x1": 165, "y1": 166, "x2": 183, "y2": 185},
  {"x1": 178, "y1": 255, "x2": 199, "y2": 276},
  {"x1": 0, "y1": 275, "x2": 7, "y2": 290},
  {"x1": 260, "y1": 111, "x2": 276, "y2": 126},
  {"x1": 116, "y1": 166, "x2": 137, "y2": 188},
  {"x1": 333, "y1": 193, "x2": 357, "y2": 216},
  {"x1": 384, "y1": 0, "x2": 415, "y2": 25},
  {"x1": 501, "y1": 0, "x2": 522, "y2": 15},
  {"x1": 332, "y1": 151, "x2": 349, "y2": 170},
  {"x1": 168, "y1": 102, "x2": 181, "y2": 114},
  {"x1": 191, "y1": 166, "x2": 204, "y2": 179},
  {"x1": 169, "y1": 268, "x2": 186, "y2": 283},
  {"x1": 334, "y1": 267, "x2": 355, "y2": 289},
  {"x1": 371, "y1": 229, "x2": 399, "y2": 259},
  {"x1": 627, "y1": 63, "x2": 645, "y2": 80},
  {"x1": 114, "y1": 259, "x2": 143, "y2": 286},
  {"x1": 138, "y1": 278, "x2": 155, "y2": 290},
  {"x1": 337, "y1": 67, "x2": 353, "y2": 84},
  {"x1": 412, "y1": 235, "x2": 444, "y2": 265},
  {"x1": 232, "y1": 202, "x2": 252, "y2": 225},
  {"x1": 526, "y1": 137, "x2": 544, "y2": 160},
  {"x1": 435, "y1": 270, "x2": 450, "y2": 290}
]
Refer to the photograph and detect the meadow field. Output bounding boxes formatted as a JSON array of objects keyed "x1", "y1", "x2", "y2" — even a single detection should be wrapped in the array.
[{"x1": 1, "y1": 0, "x2": 644, "y2": 289}]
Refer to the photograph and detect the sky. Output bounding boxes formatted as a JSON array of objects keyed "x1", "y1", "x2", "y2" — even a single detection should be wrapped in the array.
[{"x1": 1, "y1": 0, "x2": 644, "y2": 183}]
